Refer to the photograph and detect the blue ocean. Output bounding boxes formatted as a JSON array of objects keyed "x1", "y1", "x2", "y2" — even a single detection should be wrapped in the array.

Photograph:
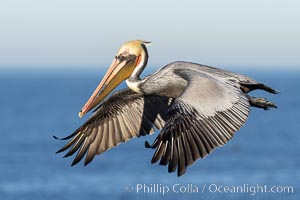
[{"x1": 0, "y1": 67, "x2": 299, "y2": 200}]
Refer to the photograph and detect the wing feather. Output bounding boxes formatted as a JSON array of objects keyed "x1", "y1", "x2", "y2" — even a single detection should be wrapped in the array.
[
  {"x1": 73, "y1": 137, "x2": 90, "y2": 165},
  {"x1": 85, "y1": 125, "x2": 98, "y2": 165}
]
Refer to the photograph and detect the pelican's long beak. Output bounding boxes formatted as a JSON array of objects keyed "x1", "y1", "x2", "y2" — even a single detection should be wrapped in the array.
[{"x1": 78, "y1": 55, "x2": 136, "y2": 118}]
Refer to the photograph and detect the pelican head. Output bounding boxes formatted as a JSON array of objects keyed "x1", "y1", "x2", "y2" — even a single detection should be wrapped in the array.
[{"x1": 78, "y1": 40, "x2": 151, "y2": 118}]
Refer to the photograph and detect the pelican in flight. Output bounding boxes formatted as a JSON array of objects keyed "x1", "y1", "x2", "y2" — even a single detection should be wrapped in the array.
[{"x1": 56, "y1": 40, "x2": 278, "y2": 176}]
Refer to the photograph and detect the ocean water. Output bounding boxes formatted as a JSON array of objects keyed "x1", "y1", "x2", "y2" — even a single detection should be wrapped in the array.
[{"x1": 0, "y1": 67, "x2": 299, "y2": 200}]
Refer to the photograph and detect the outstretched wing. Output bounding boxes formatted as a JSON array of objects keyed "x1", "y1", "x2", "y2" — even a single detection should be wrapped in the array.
[
  {"x1": 56, "y1": 88, "x2": 172, "y2": 166},
  {"x1": 146, "y1": 69, "x2": 250, "y2": 176}
]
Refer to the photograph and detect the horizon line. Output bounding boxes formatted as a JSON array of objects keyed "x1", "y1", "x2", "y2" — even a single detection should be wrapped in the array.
[{"x1": 0, "y1": 63, "x2": 299, "y2": 71}]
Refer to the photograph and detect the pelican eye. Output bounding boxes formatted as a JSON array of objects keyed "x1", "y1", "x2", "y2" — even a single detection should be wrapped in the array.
[{"x1": 117, "y1": 55, "x2": 126, "y2": 62}]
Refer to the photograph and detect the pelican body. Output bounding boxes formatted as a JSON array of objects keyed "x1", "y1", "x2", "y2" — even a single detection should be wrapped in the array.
[{"x1": 56, "y1": 40, "x2": 278, "y2": 176}]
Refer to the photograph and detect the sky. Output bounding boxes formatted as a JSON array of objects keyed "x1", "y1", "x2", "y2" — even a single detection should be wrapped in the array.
[{"x1": 0, "y1": 0, "x2": 299, "y2": 69}]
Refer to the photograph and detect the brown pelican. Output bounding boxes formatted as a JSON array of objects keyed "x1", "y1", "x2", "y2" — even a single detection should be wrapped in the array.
[{"x1": 55, "y1": 40, "x2": 278, "y2": 176}]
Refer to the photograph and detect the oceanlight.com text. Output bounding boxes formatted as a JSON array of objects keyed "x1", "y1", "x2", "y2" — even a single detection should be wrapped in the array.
[{"x1": 207, "y1": 183, "x2": 293, "y2": 195}]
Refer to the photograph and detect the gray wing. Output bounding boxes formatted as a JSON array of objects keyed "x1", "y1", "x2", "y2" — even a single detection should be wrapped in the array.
[
  {"x1": 56, "y1": 88, "x2": 172, "y2": 166},
  {"x1": 146, "y1": 69, "x2": 250, "y2": 176}
]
